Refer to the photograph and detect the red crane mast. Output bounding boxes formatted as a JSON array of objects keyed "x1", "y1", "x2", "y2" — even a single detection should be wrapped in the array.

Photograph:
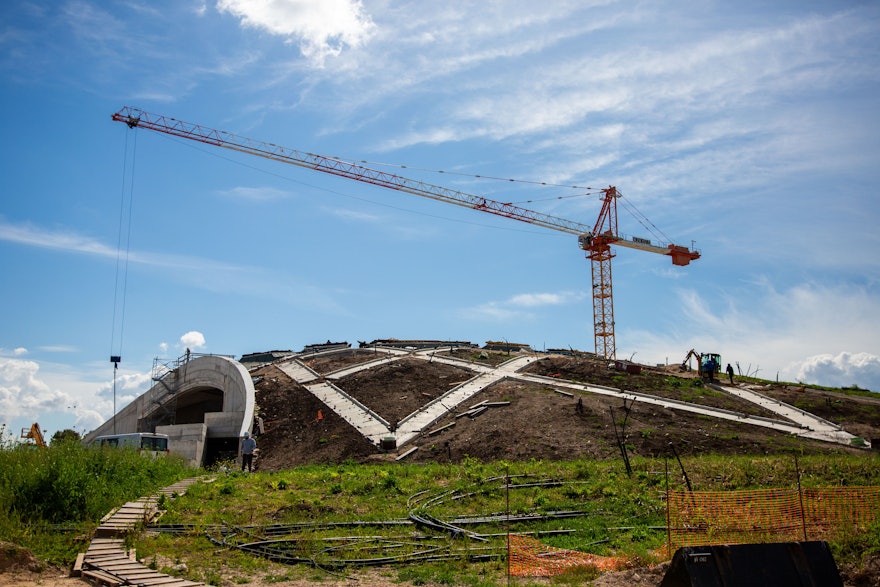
[{"x1": 112, "y1": 106, "x2": 700, "y2": 359}]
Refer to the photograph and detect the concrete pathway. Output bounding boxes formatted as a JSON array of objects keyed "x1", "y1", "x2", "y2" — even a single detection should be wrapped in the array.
[
  {"x1": 711, "y1": 383, "x2": 860, "y2": 445},
  {"x1": 395, "y1": 354, "x2": 539, "y2": 445},
  {"x1": 513, "y1": 372, "x2": 862, "y2": 445},
  {"x1": 277, "y1": 350, "x2": 537, "y2": 446}
]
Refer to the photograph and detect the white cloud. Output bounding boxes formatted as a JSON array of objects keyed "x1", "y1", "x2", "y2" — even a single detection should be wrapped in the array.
[
  {"x1": 86, "y1": 369, "x2": 154, "y2": 431},
  {"x1": 217, "y1": 0, "x2": 376, "y2": 66},
  {"x1": 0, "y1": 219, "x2": 119, "y2": 258},
  {"x1": 624, "y1": 280, "x2": 880, "y2": 389},
  {"x1": 94, "y1": 369, "x2": 150, "y2": 401},
  {"x1": 326, "y1": 207, "x2": 381, "y2": 223},
  {"x1": 0, "y1": 358, "x2": 71, "y2": 424},
  {"x1": 790, "y1": 352, "x2": 880, "y2": 391},
  {"x1": 0, "y1": 219, "x2": 330, "y2": 303},
  {"x1": 74, "y1": 409, "x2": 105, "y2": 432},
  {"x1": 180, "y1": 331, "x2": 206, "y2": 350},
  {"x1": 509, "y1": 292, "x2": 585, "y2": 307},
  {"x1": 218, "y1": 186, "x2": 292, "y2": 202},
  {"x1": 63, "y1": 1, "x2": 126, "y2": 46},
  {"x1": 458, "y1": 290, "x2": 585, "y2": 321},
  {"x1": 38, "y1": 345, "x2": 77, "y2": 353},
  {"x1": 456, "y1": 301, "x2": 525, "y2": 323}
]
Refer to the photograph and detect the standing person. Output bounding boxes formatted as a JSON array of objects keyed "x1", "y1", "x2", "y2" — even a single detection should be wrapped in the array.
[
  {"x1": 240, "y1": 431, "x2": 256, "y2": 472},
  {"x1": 726, "y1": 363, "x2": 735, "y2": 385}
]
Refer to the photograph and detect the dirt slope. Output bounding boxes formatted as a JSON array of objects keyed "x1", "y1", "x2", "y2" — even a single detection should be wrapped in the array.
[{"x1": 251, "y1": 349, "x2": 878, "y2": 468}]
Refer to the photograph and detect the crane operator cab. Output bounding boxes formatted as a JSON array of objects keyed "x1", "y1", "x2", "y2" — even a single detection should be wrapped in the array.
[{"x1": 700, "y1": 353, "x2": 722, "y2": 380}]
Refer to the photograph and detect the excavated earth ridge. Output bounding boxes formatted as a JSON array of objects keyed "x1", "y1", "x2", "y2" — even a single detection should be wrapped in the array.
[{"x1": 249, "y1": 347, "x2": 879, "y2": 469}]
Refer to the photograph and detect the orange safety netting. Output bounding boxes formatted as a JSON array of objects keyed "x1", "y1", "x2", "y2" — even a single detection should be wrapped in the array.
[
  {"x1": 507, "y1": 534, "x2": 631, "y2": 577},
  {"x1": 667, "y1": 486, "x2": 880, "y2": 550}
]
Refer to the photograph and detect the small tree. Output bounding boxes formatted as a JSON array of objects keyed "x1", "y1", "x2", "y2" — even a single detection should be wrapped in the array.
[{"x1": 50, "y1": 428, "x2": 81, "y2": 445}]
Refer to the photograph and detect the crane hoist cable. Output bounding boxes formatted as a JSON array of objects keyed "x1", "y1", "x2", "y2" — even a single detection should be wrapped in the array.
[{"x1": 109, "y1": 126, "x2": 137, "y2": 431}]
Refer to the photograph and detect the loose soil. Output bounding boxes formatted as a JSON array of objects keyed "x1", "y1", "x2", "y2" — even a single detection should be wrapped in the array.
[
  {"x1": 0, "y1": 542, "x2": 82, "y2": 587},
  {"x1": 253, "y1": 350, "x2": 876, "y2": 468}
]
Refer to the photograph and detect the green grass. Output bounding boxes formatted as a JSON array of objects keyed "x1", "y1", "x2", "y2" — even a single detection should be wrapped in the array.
[
  {"x1": 143, "y1": 454, "x2": 879, "y2": 585},
  {"x1": 2, "y1": 436, "x2": 878, "y2": 585},
  {"x1": 0, "y1": 436, "x2": 194, "y2": 565}
]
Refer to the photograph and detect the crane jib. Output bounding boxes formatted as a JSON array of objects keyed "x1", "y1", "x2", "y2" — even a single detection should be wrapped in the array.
[
  {"x1": 111, "y1": 107, "x2": 698, "y2": 262},
  {"x1": 112, "y1": 107, "x2": 593, "y2": 237},
  {"x1": 111, "y1": 106, "x2": 701, "y2": 360}
]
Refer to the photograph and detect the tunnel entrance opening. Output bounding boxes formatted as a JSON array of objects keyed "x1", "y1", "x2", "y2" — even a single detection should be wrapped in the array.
[
  {"x1": 204, "y1": 437, "x2": 240, "y2": 468},
  {"x1": 176, "y1": 388, "x2": 224, "y2": 424}
]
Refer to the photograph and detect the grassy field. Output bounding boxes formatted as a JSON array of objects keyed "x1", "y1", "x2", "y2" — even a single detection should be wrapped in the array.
[
  {"x1": 1, "y1": 435, "x2": 878, "y2": 585},
  {"x1": 0, "y1": 433, "x2": 194, "y2": 566},
  {"x1": 144, "y1": 455, "x2": 880, "y2": 585}
]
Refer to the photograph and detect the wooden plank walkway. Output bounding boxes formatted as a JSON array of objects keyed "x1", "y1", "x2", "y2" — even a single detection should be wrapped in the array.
[{"x1": 73, "y1": 478, "x2": 205, "y2": 587}]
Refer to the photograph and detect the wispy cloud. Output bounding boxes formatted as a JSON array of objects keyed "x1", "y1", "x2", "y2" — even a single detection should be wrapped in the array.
[
  {"x1": 0, "y1": 218, "x2": 239, "y2": 271},
  {"x1": 370, "y1": 9, "x2": 874, "y2": 157},
  {"x1": 0, "y1": 219, "x2": 118, "y2": 257},
  {"x1": 218, "y1": 186, "x2": 293, "y2": 202},
  {"x1": 217, "y1": 0, "x2": 376, "y2": 67},
  {"x1": 38, "y1": 345, "x2": 78, "y2": 353},
  {"x1": 0, "y1": 218, "x2": 345, "y2": 312},
  {"x1": 509, "y1": 292, "x2": 585, "y2": 307},
  {"x1": 324, "y1": 207, "x2": 381, "y2": 223},
  {"x1": 458, "y1": 290, "x2": 585, "y2": 322}
]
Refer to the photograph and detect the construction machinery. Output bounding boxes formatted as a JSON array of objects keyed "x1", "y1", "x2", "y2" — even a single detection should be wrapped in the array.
[
  {"x1": 20, "y1": 422, "x2": 47, "y2": 447},
  {"x1": 681, "y1": 349, "x2": 721, "y2": 379},
  {"x1": 111, "y1": 107, "x2": 701, "y2": 359}
]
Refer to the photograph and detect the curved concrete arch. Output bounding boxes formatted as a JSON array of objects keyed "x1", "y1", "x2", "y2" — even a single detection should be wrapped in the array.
[
  {"x1": 84, "y1": 355, "x2": 255, "y2": 466},
  {"x1": 166, "y1": 355, "x2": 255, "y2": 439}
]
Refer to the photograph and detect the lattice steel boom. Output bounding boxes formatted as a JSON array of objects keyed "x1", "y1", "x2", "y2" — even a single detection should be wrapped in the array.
[{"x1": 112, "y1": 106, "x2": 700, "y2": 359}]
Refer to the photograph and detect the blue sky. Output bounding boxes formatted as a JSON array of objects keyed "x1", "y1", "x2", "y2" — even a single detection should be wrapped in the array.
[{"x1": 2, "y1": 0, "x2": 879, "y2": 440}]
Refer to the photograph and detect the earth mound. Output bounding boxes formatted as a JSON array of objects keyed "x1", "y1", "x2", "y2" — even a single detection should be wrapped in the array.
[{"x1": 250, "y1": 348, "x2": 879, "y2": 469}]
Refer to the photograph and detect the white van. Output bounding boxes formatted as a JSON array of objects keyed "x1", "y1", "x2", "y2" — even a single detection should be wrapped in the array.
[{"x1": 93, "y1": 433, "x2": 170, "y2": 456}]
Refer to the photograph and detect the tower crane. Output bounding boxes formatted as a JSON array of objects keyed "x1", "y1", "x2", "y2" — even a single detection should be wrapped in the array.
[{"x1": 112, "y1": 106, "x2": 700, "y2": 359}]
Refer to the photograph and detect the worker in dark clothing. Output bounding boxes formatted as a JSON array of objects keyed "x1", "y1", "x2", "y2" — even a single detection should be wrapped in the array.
[
  {"x1": 705, "y1": 358, "x2": 715, "y2": 382},
  {"x1": 726, "y1": 363, "x2": 735, "y2": 385}
]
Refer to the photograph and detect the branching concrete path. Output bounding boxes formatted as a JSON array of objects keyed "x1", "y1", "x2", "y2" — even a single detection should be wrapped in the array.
[
  {"x1": 278, "y1": 349, "x2": 537, "y2": 446},
  {"x1": 73, "y1": 478, "x2": 203, "y2": 586},
  {"x1": 712, "y1": 383, "x2": 859, "y2": 445},
  {"x1": 278, "y1": 348, "x2": 861, "y2": 450}
]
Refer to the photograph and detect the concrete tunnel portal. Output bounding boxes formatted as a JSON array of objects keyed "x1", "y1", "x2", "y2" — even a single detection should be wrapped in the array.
[{"x1": 83, "y1": 355, "x2": 256, "y2": 467}]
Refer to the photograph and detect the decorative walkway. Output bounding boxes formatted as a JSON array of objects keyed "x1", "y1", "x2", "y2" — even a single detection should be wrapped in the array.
[
  {"x1": 278, "y1": 348, "x2": 538, "y2": 446},
  {"x1": 73, "y1": 478, "x2": 204, "y2": 586},
  {"x1": 278, "y1": 346, "x2": 863, "y2": 450}
]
